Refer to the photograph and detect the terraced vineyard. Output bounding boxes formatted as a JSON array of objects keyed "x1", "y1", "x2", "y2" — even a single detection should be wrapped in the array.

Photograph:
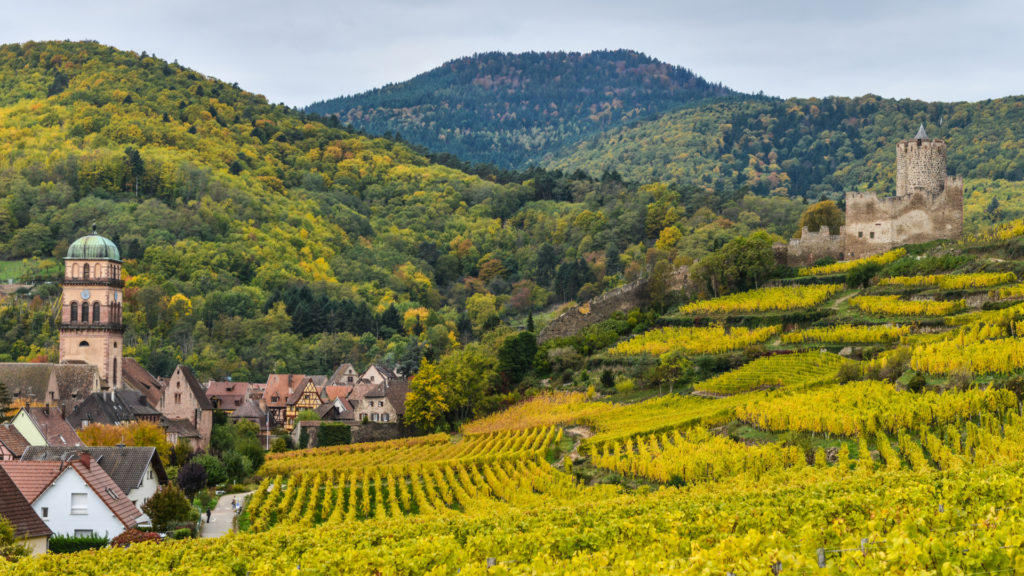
[{"x1": 12, "y1": 256, "x2": 1024, "y2": 575}]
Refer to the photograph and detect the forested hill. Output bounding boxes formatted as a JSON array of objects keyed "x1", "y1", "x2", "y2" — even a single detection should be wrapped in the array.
[
  {"x1": 546, "y1": 95, "x2": 1024, "y2": 199},
  {"x1": 306, "y1": 50, "x2": 736, "y2": 168},
  {"x1": 0, "y1": 41, "x2": 785, "y2": 388}
]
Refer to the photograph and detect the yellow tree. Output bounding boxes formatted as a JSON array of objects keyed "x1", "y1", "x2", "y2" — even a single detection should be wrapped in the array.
[{"x1": 404, "y1": 359, "x2": 450, "y2": 432}]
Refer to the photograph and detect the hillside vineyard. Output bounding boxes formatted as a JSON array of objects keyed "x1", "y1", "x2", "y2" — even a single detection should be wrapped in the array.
[{"x1": 7, "y1": 40, "x2": 1024, "y2": 576}]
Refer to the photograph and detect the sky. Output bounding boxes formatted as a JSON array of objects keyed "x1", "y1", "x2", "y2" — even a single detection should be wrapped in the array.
[{"x1": 1, "y1": 0, "x2": 1021, "y2": 107}]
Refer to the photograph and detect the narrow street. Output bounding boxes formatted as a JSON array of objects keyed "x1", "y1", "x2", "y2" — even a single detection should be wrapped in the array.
[{"x1": 199, "y1": 492, "x2": 251, "y2": 538}]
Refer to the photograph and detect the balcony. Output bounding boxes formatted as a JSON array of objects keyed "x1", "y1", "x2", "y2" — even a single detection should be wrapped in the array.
[
  {"x1": 60, "y1": 321, "x2": 125, "y2": 333},
  {"x1": 62, "y1": 278, "x2": 125, "y2": 288}
]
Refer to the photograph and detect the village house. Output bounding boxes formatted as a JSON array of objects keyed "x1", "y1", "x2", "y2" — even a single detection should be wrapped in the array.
[
  {"x1": 205, "y1": 381, "x2": 254, "y2": 413},
  {"x1": 0, "y1": 466, "x2": 51, "y2": 555},
  {"x1": 65, "y1": 388, "x2": 162, "y2": 429},
  {"x1": 121, "y1": 357, "x2": 164, "y2": 409},
  {"x1": 1, "y1": 456, "x2": 142, "y2": 540},
  {"x1": 284, "y1": 376, "x2": 327, "y2": 430},
  {"x1": 159, "y1": 365, "x2": 214, "y2": 450},
  {"x1": 10, "y1": 406, "x2": 83, "y2": 448},
  {"x1": 0, "y1": 362, "x2": 100, "y2": 417},
  {"x1": 20, "y1": 446, "x2": 167, "y2": 509},
  {"x1": 327, "y1": 363, "x2": 359, "y2": 386}
]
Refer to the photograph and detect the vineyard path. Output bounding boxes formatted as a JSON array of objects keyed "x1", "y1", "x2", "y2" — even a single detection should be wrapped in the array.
[
  {"x1": 200, "y1": 491, "x2": 252, "y2": 538},
  {"x1": 832, "y1": 290, "x2": 859, "y2": 310},
  {"x1": 554, "y1": 426, "x2": 593, "y2": 468}
]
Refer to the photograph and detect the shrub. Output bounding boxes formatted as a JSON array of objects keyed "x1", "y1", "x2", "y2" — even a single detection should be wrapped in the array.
[
  {"x1": 49, "y1": 533, "x2": 109, "y2": 554},
  {"x1": 614, "y1": 377, "x2": 636, "y2": 394},
  {"x1": 318, "y1": 423, "x2": 351, "y2": 447},
  {"x1": 110, "y1": 529, "x2": 162, "y2": 548},
  {"x1": 142, "y1": 484, "x2": 193, "y2": 532},
  {"x1": 177, "y1": 462, "x2": 207, "y2": 499},
  {"x1": 0, "y1": 517, "x2": 31, "y2": 561},
  {"x1": 906, "y1": 373, "x2": 927, "y2": 393}
]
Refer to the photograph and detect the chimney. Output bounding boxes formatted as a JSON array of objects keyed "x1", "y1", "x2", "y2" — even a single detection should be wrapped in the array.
[{"x1": 80, "y1": 452, "x2": 92, "y2": 469}]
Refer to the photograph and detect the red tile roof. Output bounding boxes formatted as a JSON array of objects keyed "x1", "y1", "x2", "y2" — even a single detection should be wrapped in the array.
[
  {"x1": 70, "y1": 459, "x2": 141, "y2": 529},
  {"x1": 0, "y1": 467, "x2": 51, "y2": 540},
  {"x1": 263, "y1": 374, "x2": 305, "y2": 408},
  {"x1": 121, "y1": 357, "x2": 163, "y2": 408},
  {"x1": 25, "y1": 407, "x2": 83, "y2": 447},
  {"x1": 0, "y1": 461, "x2": 62, "y2": 502},
  {"x1": 205, "y1": 381, "x2": 253, "y2": 410},
  {"x1": 0, "y1": 424, "x2": 30, "y2": 458},
  {"x1": 322, "y1": 385, "x2": 353, "y2": 403}
]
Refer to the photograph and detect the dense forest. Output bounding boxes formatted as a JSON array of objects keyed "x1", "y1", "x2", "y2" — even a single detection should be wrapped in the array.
[
  {"x1": 547, "y1": 95, "x2": 1024, "y2": 201},
  {"x1": 306, "y1": 50, "x2": 735, "y2": 168},
  {"x1": 0, "y1": 42, "x2": 791, "y2": 406}
]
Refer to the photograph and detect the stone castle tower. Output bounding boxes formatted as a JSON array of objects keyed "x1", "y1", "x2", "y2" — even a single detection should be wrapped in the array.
[
  {"x1": 896, "y1": 124, "x2": 948, "y2": 197},
  {"x1": 59, "y1": 229, "x2": 124, "y2": 388},
  {"x1": 781, "y1": 125, "x2": 964, "y2": 265}
]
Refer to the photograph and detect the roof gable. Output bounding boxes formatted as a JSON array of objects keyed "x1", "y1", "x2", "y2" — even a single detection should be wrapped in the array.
[
  {"x1": 20, "y1": 446, "x2": 166, "y2": 495},
  {"x1": 0, "y1": 461, "x2": 62, "y2": 502},
  {"x1": 24, "y1": 407, "x2": 83, "y2": 447},
  {"x1": 0, "y1": 467, "x2": 51, "y2": 540},
  {"x1": 69, "y1": 460, "x2": 142, "y2": 528},
  {"x1": 168, "y1": 365, "x2": 213, "y2": 411},
  {"x1": 0, "y1": 424, "x2": 29, "y2": 458}
]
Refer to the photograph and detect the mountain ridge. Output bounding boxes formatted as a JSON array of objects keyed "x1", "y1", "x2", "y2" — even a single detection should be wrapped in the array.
[{"x1": 306, "y1": 49, "x2": 738, "y2": 168}]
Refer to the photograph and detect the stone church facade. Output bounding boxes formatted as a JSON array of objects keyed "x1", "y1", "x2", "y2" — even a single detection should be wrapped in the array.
[{"x1": 780, "y1": 125, "x2": 964, "y2": 266}]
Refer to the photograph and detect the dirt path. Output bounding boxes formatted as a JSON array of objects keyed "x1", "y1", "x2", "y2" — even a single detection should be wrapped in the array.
[
  {"x1": 832, "y1": 290, "x2": 858, "y2": 310},
  {"x1": 554, "y1": 426, "x2": 593, "y2": 468}
]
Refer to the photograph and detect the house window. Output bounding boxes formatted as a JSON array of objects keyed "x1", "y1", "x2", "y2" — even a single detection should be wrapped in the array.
[
  {"x1": 175, "y1": 393, "x2": 182, "y2": 404},
  {"x1": 371, "y1": 413, "x2": 379, "y2": 422},
  {"x1": 41, "y1": 507, "x2": 48, "y2": 518},
  {"x1": 74, "y1": 529, "x2": 94, "y2": 538},
  {"x1": 148, "y1": 469, "x2": 154, "y2": 480},
  {"x1": 869, "y1": 232, "x2": 875, "y2": 239},
  {"x1": 71, "y1": 493, "x2": 88, "y2": 515},
  {"x1": 382, "y1": 414, "x2": 390, "y2": 422},
  {"x1": 858, "y1": 231, "x2": 863, "y2": 238}
]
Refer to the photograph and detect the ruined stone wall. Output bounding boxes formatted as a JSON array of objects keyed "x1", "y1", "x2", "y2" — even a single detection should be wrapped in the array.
[
  {"x1": 537, "y1": 266, "x2": 690, "y2": 343},
  {"x1": 843, "y1": 178, "x2": 962, "y2": 259},
  {"x1": 897, "y1": 139, "x2": 947, "y2": 196},
  {"x1": 782, "y1": 226, "x2": 846, "y2": 267}
]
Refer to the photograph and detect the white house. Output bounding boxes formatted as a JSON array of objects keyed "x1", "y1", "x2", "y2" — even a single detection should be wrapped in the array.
[
  {"x1": 1, "y1": 456, "x2": 142, "y2": 539},
  {"x1": 20, "y1": 446, "x2": 168, "y2": 509}
]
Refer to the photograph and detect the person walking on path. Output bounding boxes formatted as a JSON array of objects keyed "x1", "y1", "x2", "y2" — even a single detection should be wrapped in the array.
[{"x1": 206, "y1": 508, "x2": 212, "y2": 523}]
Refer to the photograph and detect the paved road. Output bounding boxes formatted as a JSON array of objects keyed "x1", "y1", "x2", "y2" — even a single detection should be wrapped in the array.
[{"x1": 199, "y1": 492, "x2": 251, "y2": 538}]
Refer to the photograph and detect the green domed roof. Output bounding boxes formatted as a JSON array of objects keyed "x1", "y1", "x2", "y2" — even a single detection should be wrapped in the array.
[{"x1": 66, "y1": 233, "x2": 120, "y2": 261}]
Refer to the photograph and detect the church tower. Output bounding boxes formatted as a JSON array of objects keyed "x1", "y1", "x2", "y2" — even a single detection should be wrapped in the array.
[{"x1": 59, "y1": 228, "x2": 124, "y2": 389}]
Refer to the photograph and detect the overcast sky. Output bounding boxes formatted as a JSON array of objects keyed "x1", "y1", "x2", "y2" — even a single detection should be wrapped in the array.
[{"x1": 2, "y1": 0, "x2": 1021, "y2": 106}]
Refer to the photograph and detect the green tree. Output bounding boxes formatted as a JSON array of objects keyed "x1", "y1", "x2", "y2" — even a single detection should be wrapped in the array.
[
  {"x1": 221, "y1": 450, "x2": 252, "y2": 483},
  {"x1": 192, "y1": 453, "x2": 227, "y2": 487},
  {"x1": 797, "y1": 200, "x2": 844, "y2": 235},
  {"x1": 142, "y1": 485, "x2": 193, "y2": 532},
  {"x1": 497, "y1": 331, "x2": 537, "y2": 390}
]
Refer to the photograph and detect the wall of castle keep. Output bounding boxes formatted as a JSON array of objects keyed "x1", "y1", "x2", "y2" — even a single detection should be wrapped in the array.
[
  {"x1": 897, "y1": 139, "x2": 947, "y2": 196},
  {"x1": 843, "y1": 175, "x2": 963, "y2": 259}
]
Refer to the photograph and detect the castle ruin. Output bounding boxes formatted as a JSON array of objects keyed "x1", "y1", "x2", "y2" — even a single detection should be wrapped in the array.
[{"x1": 780, "y1": 125, "x2": 963, "y2": 266}]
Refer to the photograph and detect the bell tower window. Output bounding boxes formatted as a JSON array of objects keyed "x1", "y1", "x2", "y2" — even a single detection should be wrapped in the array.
[
  {"x1": 81, "y1": 303, "x2": 89, "y2": 323},
  {"x1": 93, "y1": 302, "x2": 101, "y2": 323},
  {"x1": 83, "y1": 264, "x2": 90, "y2": 279},
  {"x1": 70, "y1": 302, "x2": 78, "y2": 322}
]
